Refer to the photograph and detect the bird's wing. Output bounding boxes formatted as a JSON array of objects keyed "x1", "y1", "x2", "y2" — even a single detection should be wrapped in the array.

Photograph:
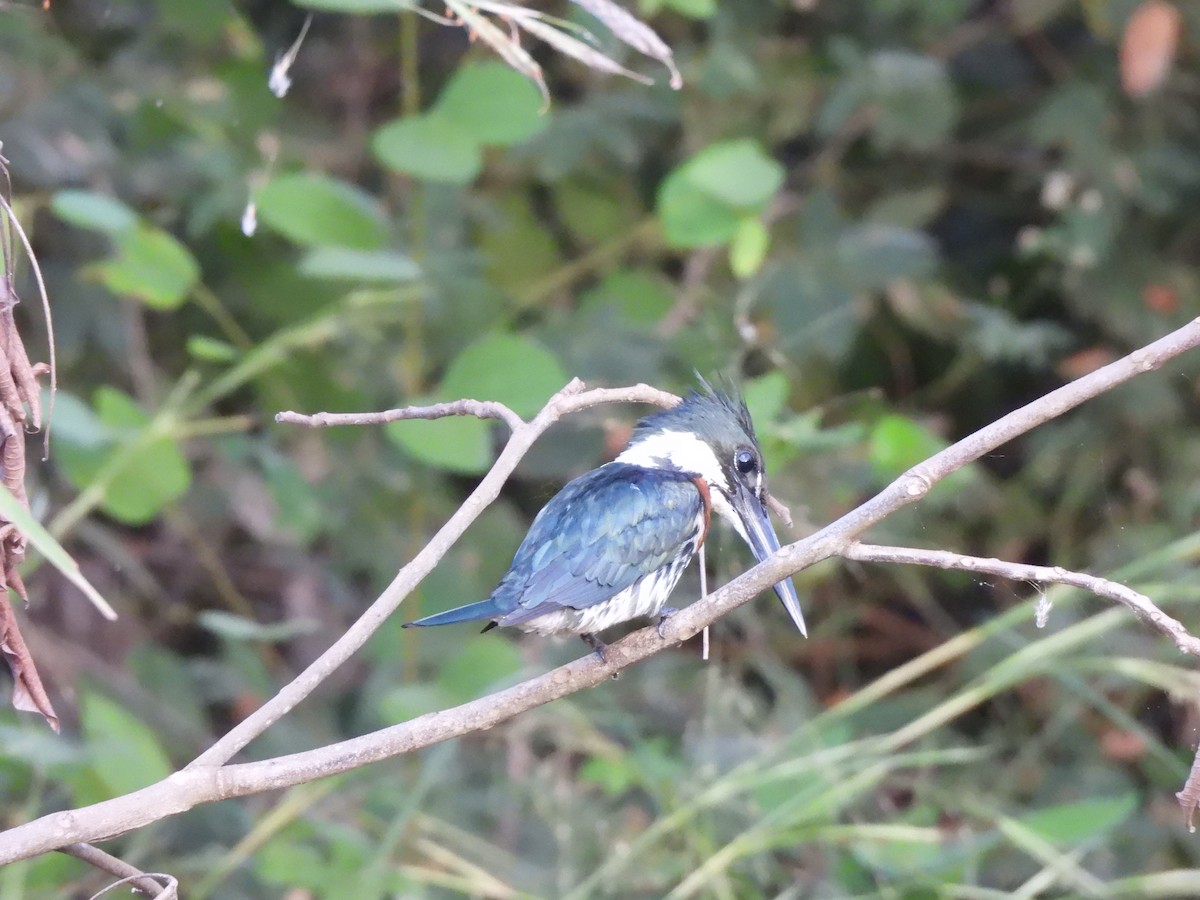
[{"x1": 495, "y1": 464, "x2": 704, "y2": 623}]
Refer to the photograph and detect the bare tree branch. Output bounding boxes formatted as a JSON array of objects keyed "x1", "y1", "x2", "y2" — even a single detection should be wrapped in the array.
[
  {"x1": 61, "y1": 842, "x2": 177, "y2": 899},
  {"x1": 3, "y1": 317, "x2": 1200, "y2": 865},
  {"x1": 842, "y1": 543, "x2": 1200, "y2": 656},
  {"x1": 276, "y1": 398, "x2": 527, "y2": 433}
]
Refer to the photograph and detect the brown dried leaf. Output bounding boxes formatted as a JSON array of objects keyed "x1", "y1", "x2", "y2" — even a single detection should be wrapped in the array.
[
  {"x1": 569, "y1": 0, "x2": 682, "y2": 88},
  {"x1": 0, "y1": 592, "x2": 58, "y2": 732},
  {"x1": 444, "y1": 0, "x2": 550, "y2": 109},
  {"x1": 1120, "y1": 1, "x2": 1181, "y2": 98},
  {"x1": 516, "y1": 16, "x2": 654, "y2": 86}
]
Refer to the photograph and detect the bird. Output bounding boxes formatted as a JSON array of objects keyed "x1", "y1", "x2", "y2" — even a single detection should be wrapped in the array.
[{"x1": 402, "y1": 381, "x2": 806, "y2": 656}]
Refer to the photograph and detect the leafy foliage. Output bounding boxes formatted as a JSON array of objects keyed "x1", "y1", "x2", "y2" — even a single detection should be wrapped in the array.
[{"x1": 3, "y1": 0, "x2": 1200, "y2": 896}]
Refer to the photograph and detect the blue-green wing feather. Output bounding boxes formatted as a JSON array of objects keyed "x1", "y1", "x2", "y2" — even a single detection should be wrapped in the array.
[
  {"x1": 493, "y1": 464, "x2": 702, "y2": 624},
  {"x1": 405, "y1": 463, "x2": 703, "y2": 629}
]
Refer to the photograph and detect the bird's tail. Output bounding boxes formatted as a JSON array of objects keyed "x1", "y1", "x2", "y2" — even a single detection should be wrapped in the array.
[{"x1": 402, "y1": 598, "x2": 504, "y2": 629}]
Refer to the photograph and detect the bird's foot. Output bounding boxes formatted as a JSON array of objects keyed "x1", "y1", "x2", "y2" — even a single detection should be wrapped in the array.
[
  {"x1": 656, "y1": 607, "x2": 679, "y2": 640},
  {"x1": 580, "y1": 632, "x2": 608, "y2": 663}
]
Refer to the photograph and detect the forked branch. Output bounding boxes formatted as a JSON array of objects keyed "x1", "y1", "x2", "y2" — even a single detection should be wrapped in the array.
[{"x1": 2, "y1": 319, "x2": 1200, "y2": 865}]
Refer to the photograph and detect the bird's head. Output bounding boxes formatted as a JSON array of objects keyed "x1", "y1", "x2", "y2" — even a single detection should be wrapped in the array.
[{"x1": 617, "y1": 381, "x2": 806, "y2": 636}]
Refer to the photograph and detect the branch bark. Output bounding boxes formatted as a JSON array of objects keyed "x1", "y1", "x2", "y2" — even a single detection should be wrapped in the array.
[
  {"x1": 61, "y1": 842, "x2": 177, "y2": 899},
  {"x1": 3, "y1": 318, "x2": 1200, "y2": 866},
  {"x1": 842, "y1": 543, "x2": 1200, "y2": 656}
]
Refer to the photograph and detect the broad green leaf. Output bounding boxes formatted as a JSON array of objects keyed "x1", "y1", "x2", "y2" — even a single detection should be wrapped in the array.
[
  {"x1": 868, "y1": 414, "x2": 947, "y2": 478},
  {"x1": 298, "y1": 247, "x2": 421, "y2": 283},
  {"x1": 657, "y1": 139, "x2": 784, "y2": 248},
  {"x1": 441, "y1": 333, "x2": 567, "y2": 418},
  {"x1": 80, "y1": 691, "x2": 172, "y2": 797},
  {"x1": 44, "y1": 389, "x2": 110, "y2": 450},
  {"x1": 435, "y1": 635, "x2": 524, "y2": 703},
  {"x1": 56, "y1": 389, "x2": 192, "y2": 525},
  {"x1": 436, "y1": 61, "x2": 548, "y2": 147},
  {"x1": 683, "y1": 139, "x2": 784, "y2": 209},
  {"x1": 51, "y1": 190, "x2": 138, "y2": 234},
  {"x1": 372, "y1": 114, "x2": 482, "y2": 185},
  {"x1": 97, "y1": 225, "x2": 199, "y2": 309},
  {"x1": 256, "y1": 172, "x2": 389, "y2": 250},
  {"x1": 657, "y1": 174, "x2": 742, "y2": 247},
  {"x1": 1019, "y1": 794, "x2": 1137, "y2": 845},
  {"x1": 387, "y1": 414, "x2": 492, "y2": 475}
]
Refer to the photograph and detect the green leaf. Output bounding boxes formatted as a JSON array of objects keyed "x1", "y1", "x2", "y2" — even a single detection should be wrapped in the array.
[
  {"x1": 372, "y1": 114, "x2": 482, "y2": 185},
  {"x1": 387, "y1": 414, "x2": 492, "y2": 475},
  {"x1": 868, "y1": 414, "x2": 947, "y2": 478},
  {"x1": 435, "y1": 61, "x2": 548, "y2": 147},
  {"x1": 743, "y1": 371, "x2": 789, "y2": 426},
  {"x1": 298, "y1": 247, "x2": 421, "y2": 283},
  {"x1": 51, "y1": 190, "x2": 138, "y2": 234},
  {"x1": 1019, "y1": 794, "x2": 1137, "y2": 845},
  {"x1": 96, "y1": 225, "x2": 199, "y2": 309},
  {"x1": 441, "y1": 333, "x2": 567, "y2": 418},
  {"x1": 579, "y1": 269, "x2": 674, "y2": 325},
  {"x1": 294, "y1": 0, "x2": 411, "y2": 9},
  {"x1": 80, "y1": 691, "x2": 173, "y2": 797},
  {"x1": 198, "y1": 611, "x2": 320, "y2": 643},
  {"x1": 187, "y1": 335, "x2": 238, "y2": 362},
  {"x1": 256, "y1": 172, "x2": 389, "y2": 250},
  {"x1": 435, "y1": 635, "x2": 523, "y2": 703},
  {"x1": 657, "y1": 175, "x2": 742, "y2": 247},
  {"x1": 683, "y1": 139, "x2": 784, "y2": 209},
  {"x1": 730, "y1": 217, "x2": 770, "y2": 279},
  {"x1": 657, "y1": 139, "x2": 784, "y2": 248},
  {"x1": 56, "y1": 389, "x2": 193, "y2": 525},
  {"x1": 45, "y1": 389, "x2": 111, "y2": 450}
]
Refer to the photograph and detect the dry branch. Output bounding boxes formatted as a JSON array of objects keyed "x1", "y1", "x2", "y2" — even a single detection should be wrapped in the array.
[
  {"x1": 842, "y1": 543, "x2": 1200, "y2": 656},
  {"x1": 3, "y1": 318, "x2": 1200, "y2": 866},
  {"x1": 62, "y1": 842, "x2": 178, "y2": 899}
]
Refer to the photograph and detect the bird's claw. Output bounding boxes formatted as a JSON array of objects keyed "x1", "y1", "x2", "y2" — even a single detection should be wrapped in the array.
[
  {"x1": 580, "y1": 633, "x2": 608, "y2": 663},
  {"x1": 656, "y1": 607, "x2": 679, "y2": 640}
]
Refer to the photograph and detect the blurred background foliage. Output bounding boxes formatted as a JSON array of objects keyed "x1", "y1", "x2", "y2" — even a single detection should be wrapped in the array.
[{"x1": 2, "y1": 0, "x2": 1200, "y2": 896}]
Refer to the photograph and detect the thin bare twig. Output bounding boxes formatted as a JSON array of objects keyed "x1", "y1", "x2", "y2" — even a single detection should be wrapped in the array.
[
  {"x1": 276, "y1": 398, "x2": 526, "y2": 433},
  {"x1": 842, "y1": 543, "x2": 1200, "y2": 656},
  {"x1": 61, "y1": 842, "x2": 177, "y2": 899},
  {"x1": 3, "y1": 320, "x2": 1200, "y2": 863}
]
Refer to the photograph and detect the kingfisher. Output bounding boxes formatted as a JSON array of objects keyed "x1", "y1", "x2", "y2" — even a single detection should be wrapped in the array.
[{"x1": 403, "y1": 382, "x2": 806, "y2": 655}]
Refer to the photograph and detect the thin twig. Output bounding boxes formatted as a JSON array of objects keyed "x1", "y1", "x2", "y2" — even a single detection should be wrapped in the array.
[
  {"x1": 276, "y1": 398, "x2": 527, "y2": 433},
  {"x1": 61, "y1": 842, "x2": 177, "y2": 898},
  {"x1": 842, "y1": 543, "x2": 1200, "y2": 656}
]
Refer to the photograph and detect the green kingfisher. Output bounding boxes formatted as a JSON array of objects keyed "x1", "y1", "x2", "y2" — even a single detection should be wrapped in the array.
[{"x1": 403, "y1": 382, "x2": 806, "y2": 653}]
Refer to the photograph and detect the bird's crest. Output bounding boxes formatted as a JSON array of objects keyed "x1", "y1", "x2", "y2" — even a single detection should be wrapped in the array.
[{"x1": 632, "y1": 375, "x2": 757, "y2": 446}]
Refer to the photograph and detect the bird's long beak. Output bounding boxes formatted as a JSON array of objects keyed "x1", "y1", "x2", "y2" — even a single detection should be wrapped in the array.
[{"x1": 731, "y1": 482, "x2": 807, "y2": 636}]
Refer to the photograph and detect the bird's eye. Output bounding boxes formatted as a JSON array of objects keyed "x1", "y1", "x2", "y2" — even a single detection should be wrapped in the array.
[{"x1": 735, "y1": 449, "x2": 757, "y2": 474}]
